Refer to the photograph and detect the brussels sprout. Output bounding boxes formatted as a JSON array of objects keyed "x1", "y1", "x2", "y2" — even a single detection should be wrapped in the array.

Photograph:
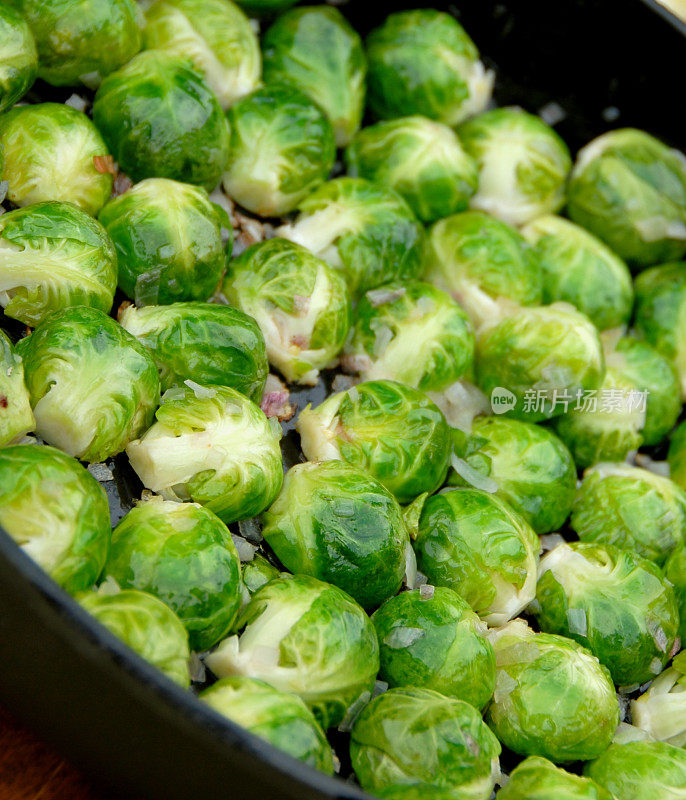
[
  {"x1": 205, "y1": 574, "x2": 379, "y2": 729},
  {"x1": 567, "y1": 129, "x2": 686, "y2": 268},
  {"x1": 277, "y1": 177, "x2": 425, "y2": 296},
  {"x1": 423, "y1": 211, "x2": 542, "y2": 328},
  {"x1": 0, "y1": 332, "x2": 35, "y2": 447},
  {"x1": 457, "y1": 108, "x2": 571, "y2": 227},
  {"x1": 262, "y1": 460, "x2": 410, "y2": 609},
  {"x1": 126, "y1": 383, "x2": 282, "y2": 524},
  {"x1": 297, "y1": 381, "x2": 451, "y2": 503},
  {"x1": 262, "y1": 6, "x2": 366, "y2": 147},
  {"x1": 365, "y1": 10, "x2": 493, "y2": 127},
  {"x1": 105, "y1": 497, "x2": 242, "y2": 651},
  {"x1": 414, "y1": 488, "x2": 539, "y2": 626},
  {"x1": 665, "y1": 545, "x2": 686, "y2": 642},
  {"x1": 371, "y1": 587, "x2": 495, "y2": 710},
  {"x1": 0, "y1": 444, "x2": 110, "y2": 594},
  {"x1": 222, "y1": 83, "x2": 335, "y2": 217},
  {"x1": 0, "y1": 4, "x2": 37, "y2": 113},
  {"x1": 521, "y1": 215, "x2": 633, "y2": 331},
  {"x1": 221, "y1": 238, "x2": 351, "y2": 385},
  {"x1": 236, "y1": 0, "x2": 299, "y2": 13},
  {"x1": 631, "y1": 652, "x2": 686, "y2": 747},
  {"x1": 200, "y1": 677, "x2": 333, "y2": 773},
  {"x1": 497, "y1": 757, "x2": 613, "y2": 800},
  {"x1": 571, "y1": 463, "x2": 686, "y2": 566},
  {"x1": 448, "y1": 416, "x2": 576, "y2": 534},
  {"x1": 0, "y1": 202, "x2": 117, "y2": 326},
  {"x1": 669, "y1": 421, "x2": 686, "y2": 489},
  {"x1": 80, "y1": 589, "x2": 190, "y2": 687},
  {"x1": 18, "y1": 307, "x2": 160, "y2": 463},
  {"x1": 583, "y1": 741, "x2": 686, "y2": 800},
  {"x1": 350, "y1": 687, "x2": 501, "y2": 800},
  {"x1": 486, "y1": 619, "x2": 620, "y2": 762},
  {"x1": 241, "y1": 553, "x2": 280, "y2": 597},
  {"x1": 143, "y1": 0, "x2": 260, "y2": 110},
  {"x1": 343, "y1": 281, "x2": 475, "y2": 394},
  {"x1": 0, "y1": 103, "x2": 113, "y2": 215},
  {"x1": 119, "y1": 302, "x2": 267, "y2": 400},
  {"x1": 92, "y1": 51, "x2": 230, "y2": 190},
  {"x1": 534, "y1": 541, "x2": 679, "y2": 686},
  {"x1": 475, "y1": 303, "x2": 605, "y2": 423}
]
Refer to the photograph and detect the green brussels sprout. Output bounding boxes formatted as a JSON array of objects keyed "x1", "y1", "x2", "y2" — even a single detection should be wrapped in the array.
[
  {"x1": 669, "y1": 421, "x2": 686, "y2": 489},
  {"x1": 475, "y1": 303, "x2": 605, "y2": 423},
  {"x1": 448, "y1": 416, "x2": 576, "y2": 534},
  {"x1": 414, "y1": 488, "x2": 539, "y2": 626},
  {"x1": 583, "y1": 741, "x2": 686, "y2": 800},
  {"x1": 262, "y1": 460, "x2": 410, "y2": 609},
  {"x1": 221, "y1": 238, "x2": 351, "y2": 385},
  {"x1": 18, "y1": 307, "x2": 160, "y2": 463},
  {"x1": 571, "y1": 463, "x2": 686, "y2": 566},
  {"x1": 371, "y1": 587, "x2": 495, "y2": 710},
  {"x1": 350, "y1": 687, "x2": 501, "y2": 800},
  {"x1": 533, "y1": 541, "x2": 679, "y2": 686},
  {"x1": 143, "y1": 0, "x2": 260, "y2": 110},
  {"x1": 200, "y1": 677, "x2": 333, "y2": 773},
  {"x1": 15, "y1": 0, "x2": 142, "y2": 88},
  {"x1": 0, "y1": 444, "x2": 110, "y2": 594},
  {"x1": 567, "y1": 129, "x2": 686, "y2": 268},
  {"x1": 0, "y1": 202, "x2": 117, "y2": 326},
  {"x1": 665, "y1": 545, "x2": 686, "y2": 642},
  {"x1": 486, "y1": 619, "x2": 620, "y2": 762},
  {"x1": 105, "y1": 497, "x2": 242, "y2": 651},
  {"x1": 0, "y1": 4, "x2": 37, "y2": 113},
  {"x1": 346, "y1": 116, "x2": 478, "y2": 224},
  {"x1": 0, "y1": 331, "x2": 35, "y2": 447},
  {"x1": 262, "y1": 5, "x2": 366, "y2": 147},
  {"x1": 205, "y1": 574, "x2": 379, "y2": 729},
  {"x1": 365, "y1": 10, "x2": 493, "y2": 127},
  {"x1": 98, "y1": 178, "x2": 229, "y2": 306},
  {"x1": 497, "y1": 757, "x2": 613, "y2": 800},
  {"x1": 423, "y1": 211, "x2": 542, "y2": 328},
  {"x1": 92, "y1": 51, "x2": 230, "y2": 190},
  {"x1": 236, "y1": 0, "x2": 299, "y2": 13},
  {"x1": 521, "y1": 214, "x2": 633, "y2": 331},
  {"x1": 631, "y1": 652, "x2": 686, "y2": 748},
  {"x1": 126, "y1": 383, "x2": 282, "y2": 524},
  {"x1": 241, "y1": 553, "x2": 280, "y2": 597},
  {"x1": 0, "y1": 103, "x2": 113, "y2": 215},
  {"x1": 80, "y1": 589, "x2": 190, "y2": 687},
  {"x1": 457, "y1": 108, "x2": 572, "y2": 227},
  {"x1": 343, "y1": 281, "x2": 475, "y2": 394},
  {"x1": 222, "y1": 84, "x2": 335, "y2": 219},
  {"x1": 119, "y1": 302, "x2": 267, "y2": 400},
  {"x1": 277, "y1": 177, "x2": 425, "y2": 296}
]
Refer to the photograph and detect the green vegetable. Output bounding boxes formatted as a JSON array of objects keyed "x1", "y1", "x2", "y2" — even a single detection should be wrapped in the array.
[
  {"x1": 241, "y1": 554, "x2": 280, "y2": 598},
  {"x1": 0, "y1": 331, "x2": 35, "y2": 446},
  {"x1": 669, "y1": 420, "x2": 686, "y2": 489},
  {"x1": 497, "y1": 757, "x2": 613, "y2": 800},
  {"x1": 236, "y1": 0, "x2": 299, "y2": 14},
  {"x1": 631, "y1": 652, "x2": 686, "y2": 748},
  {"x1": 0, "y1": 3, "x2": 37, "y2": 113},
  {"x1": 665, "y1": 544, "x2": 686, "y2": 642}
]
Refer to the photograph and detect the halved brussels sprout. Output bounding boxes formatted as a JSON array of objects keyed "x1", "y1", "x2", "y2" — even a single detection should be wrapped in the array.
[
  {"x1": 241, "y1": 553, "x2": 280, "y2": 598},
  {"x1": 126, "y1": 383, "x2": 282, "y2": 524},
  {"x1": 350, "y1": 687, "x2": 501, "y2": 800},
  {"x1": 222, "y1": 83, "x2": 335, "y2": 217},
  {"x1": 521, "y1": 214, "x2": 633, "y2": 331},
  {"x1": 567, "y1": 129, "x2": 686, "y2": 268},
  {"x1": 632, "y1": 652, "x2": 686, "y2": 747},
  {"x1": 0, "y1": 4, "x2": 37, "y2": 113},
  {"x1": 365, "y1": 10, "x2": 493, "y2": 126},
  {"x1": 262, "y1": 5, "x2": 366, "y2": 147},
  {"x1": 486, "y1": 619, "x2": 620, "y2": 762},
  {"x1": 206, "y1": 574, "x2": 379, "y2": 729},
  {"x1": 143, "y1": 0, "x2": 260, "y2": 110},
  {"x1": 343, "y1": 281, "x2": 475, "y2": 394},
  {"x1": 423, "y1": 211, "x2": 542, "y2": 329},
  {"x1": 0, "y1": 444, "x2": 110, "y2": 594},
  {"x1": 414, "y1": 488, "x2": 539, "y2": 626},
  {"x1": 105, "y1": 497, "x2": 242, "y2": 651},
  {"x1": 372, "y1": 587, "x2": 495, "y2": 710},
  {"x1": 0, "y1": 202, "x2": 117, "y2": 326},
  {"x1": 497, "y1": 757, "x2": 613, "y2": 800},
  {"x1": 277, "y1": 177, "x2": 425, "y2": 296},
  {"x1": 18, "y1": 307, "x2": 160, "y2": 463},
  {"x1": 669, "y1": 421, "x2": 686, "y2": 489},
  {"x1": 200, "y1": 676, "x2": 333, "y2": 773},
  {"x1": 92, "y1": 51, "x2": 230, "y2": 190},
  {"x1": 665, "y1": 545, "x2": 686, "y2": 642},
  {"x1": 572, "y1": 463, "x2": 686, "y2": 566},
  {"x1": 0, "y1": 331, "x2": 35, "y2": 446},
  {"x1": 262, "y1": 460, "x2": 410, "y2": 609},
  {"x1": 221, "y1": 238, "x2": 351, "y2": 386},
  {"x1": 119, "y1": 302, "x2": 267, "y2": 400},
  {"x1": 0, "y1": 103, "x2": 113, "y2": 215},
  {"x1": 448, "y1": 416, "x2": 576, "y2": 534},
  {"x1": 80, "y1": 589, "x2": 190, "y2": 687}
]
